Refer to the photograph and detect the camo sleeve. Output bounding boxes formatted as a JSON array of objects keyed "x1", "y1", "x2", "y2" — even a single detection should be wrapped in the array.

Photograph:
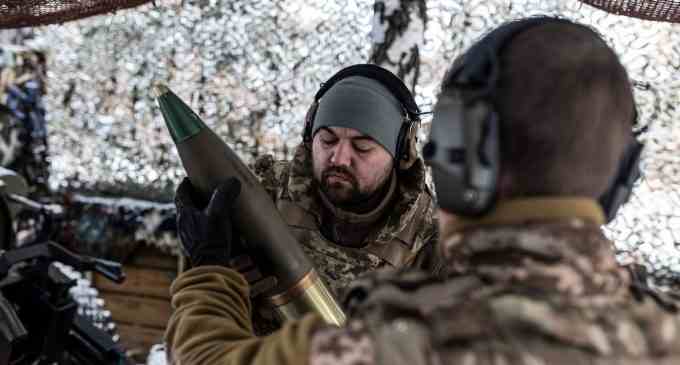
[
  {"x1": 409, "y1": 195, "x2": 444, "y2": 276},
  {"x1": 410, "y1": 239, "x2": 443, "y2": 276},
  {"x1": 309, "y1": 319, "x2": 375, "y2": 365},
  {"x1": 251, "y1": 154, "x2": 289, "y2": 202}
]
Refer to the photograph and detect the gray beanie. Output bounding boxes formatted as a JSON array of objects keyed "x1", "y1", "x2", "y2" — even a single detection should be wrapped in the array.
[{"x1": 312, "y1": 76, "x2": 404, "y2": 158}]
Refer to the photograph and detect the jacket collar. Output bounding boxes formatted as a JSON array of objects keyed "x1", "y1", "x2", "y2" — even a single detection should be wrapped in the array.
[
  {"x1": 447, "y1": 197, "x2": 605, "y2": 233},
  {"x1": 439, "y1": 198, "x2": 616, "y2": 280},
  {"x1": 281, "y1": 143, "x2": 432, "y2": 247}
]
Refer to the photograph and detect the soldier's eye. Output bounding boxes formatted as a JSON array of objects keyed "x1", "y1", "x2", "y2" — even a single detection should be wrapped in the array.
[
  {"x1": 353, "y1": 140, "x2": 375, "y2": 153},
  {"x1": 317, "y1": 129, "x2": 338, "y2": 147},
  {"x1": 321, "y1": 137, "x2": 337, "y2": 146}
]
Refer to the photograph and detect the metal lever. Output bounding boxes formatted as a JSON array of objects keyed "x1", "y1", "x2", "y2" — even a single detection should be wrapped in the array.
[
  {"x1": 0, "y1": 243, "x2": 125, "y2": 284},
  {"x1": 88, "y1": 257, "x2": 125, "y2": 284}
]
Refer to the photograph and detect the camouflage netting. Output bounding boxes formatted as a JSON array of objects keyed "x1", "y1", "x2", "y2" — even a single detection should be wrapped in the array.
[
  {"x1": 0, "y1": 46, "x2": 49, "y2": 194},
  {"x1": 0, "y1": 0, "x2": 152, "y2": 29},
  {"x1": 579, "y1": 0, "x2": 680, "y2": 23},
  {"x1": 0, "y1": 0, "x2": 679, "y2": 287}
]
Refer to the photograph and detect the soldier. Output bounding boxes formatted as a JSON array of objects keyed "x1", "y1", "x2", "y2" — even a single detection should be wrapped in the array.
[
  {"x1": 254, "y1": 64, "x2": 439, "y2": 289},
  {"x1": 175, "y1": 64, "x2": 439, "y2": 333},
  {"x1": 167, "y1": 16, "x2": 680, "y2": 364}
]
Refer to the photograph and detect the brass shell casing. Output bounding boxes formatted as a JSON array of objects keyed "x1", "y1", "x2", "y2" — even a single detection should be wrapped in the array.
[{"x1": 265, "y1": 270, "x2": 346, "y2": 326}]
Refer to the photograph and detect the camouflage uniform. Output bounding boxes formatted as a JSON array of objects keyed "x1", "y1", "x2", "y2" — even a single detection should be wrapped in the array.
[
  {"x1": 309, "y1": 198, "x2": 680, "y2": 364},
  {"x1": 167, "y1": 199, "x2": 680, "y2": 365},
  {"x1": 251, "y1": 143, "x2": 439, "y2": 297}
]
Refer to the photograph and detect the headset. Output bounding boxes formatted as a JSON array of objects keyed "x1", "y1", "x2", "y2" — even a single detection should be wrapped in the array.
[
  {"x1": 599, "y1": 120, "x2": 645, "y2": 222},
  {"x1": 422, "y1": 17, "x2": 644, "y2": 221},
  {"x1": 303, "y1": 64, "x2": 422, "y2": 170}
]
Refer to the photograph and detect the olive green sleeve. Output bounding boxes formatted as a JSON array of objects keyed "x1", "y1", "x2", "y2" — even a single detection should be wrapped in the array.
[{"x1": 165, "y1": 266, "x2": 326, "y2": 365}]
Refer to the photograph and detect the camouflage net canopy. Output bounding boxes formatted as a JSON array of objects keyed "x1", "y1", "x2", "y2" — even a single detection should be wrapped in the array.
[
  {"x1": 0, "y1": 0, "x2": 153, "y2": 29},
  {"x1": 0, "y1": 0, "x2": 679, "y2": 285},
  {"x1": 579, "y1": 0, "x2": 680, "y2": 23}
]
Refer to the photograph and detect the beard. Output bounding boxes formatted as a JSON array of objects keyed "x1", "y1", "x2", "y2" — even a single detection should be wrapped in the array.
[
  {"x1": 318, "y1": 166, "x2": 372, "y2": 207},
  {"x1": 318, "y1": 164, "x2": 395, "y2": 211}
]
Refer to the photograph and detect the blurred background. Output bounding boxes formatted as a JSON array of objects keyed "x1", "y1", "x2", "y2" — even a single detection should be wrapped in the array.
[{"x1": 1, "y1": 0, "x2": 678, "y2": 361}]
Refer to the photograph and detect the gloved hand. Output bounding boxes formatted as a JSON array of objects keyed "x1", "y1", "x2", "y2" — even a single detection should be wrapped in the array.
[
  {"x1": 175, "y1": 177, "x2": 241, "y2": 267},
  {"x1": 229, "y1": 254, "x2": 278, "y2": 298}
]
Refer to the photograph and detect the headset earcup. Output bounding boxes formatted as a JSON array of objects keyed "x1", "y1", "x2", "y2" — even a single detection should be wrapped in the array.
[
  {"x1": 599, "y1": 140, "x2": 644, "y2": 222},
  {"x1": 303, "y1": 101, "x2": 319, "y2": 143}
]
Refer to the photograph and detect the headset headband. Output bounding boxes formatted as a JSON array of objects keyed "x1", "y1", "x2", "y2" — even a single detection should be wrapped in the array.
[
  {"x1": 314, "y1": 64, "x2": 421, "y2": 120},
  {"x1": 449, "y1": 17, "x2": 575, "y2": 90}
]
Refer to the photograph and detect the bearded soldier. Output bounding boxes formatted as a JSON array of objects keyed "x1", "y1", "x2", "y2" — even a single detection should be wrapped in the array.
[
  {"x1": 174, "y1": 64, "x2": 439, "y2": 334},
  {"x1": 167, "y1": 17, "x2": 680, "y2": 364},
  {"x1": 249, "y1": 64, "x2": 440, "y2": 292}
]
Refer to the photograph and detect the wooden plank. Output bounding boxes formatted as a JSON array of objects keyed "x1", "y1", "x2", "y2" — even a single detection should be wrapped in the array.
[
  {"x1": 117, "y1": 323, "x2": 166, "y2": 362},
  {"x1": 94, "y1": 266, "x2": 175, "y2": 299},
  {"x1": 126, "y1": 246, "x2": 178, "y2": 270},
  {"x1": 102, "y1": 292, "x2": 172, "y2": 328}
]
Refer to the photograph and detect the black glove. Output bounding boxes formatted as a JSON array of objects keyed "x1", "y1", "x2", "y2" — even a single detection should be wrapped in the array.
[
  {"x1": 175, "y1": 177, "x2": 241, "y2": 267},
  {"x1": 229, "y1": 254, "x2": 278, "y2": 298}
]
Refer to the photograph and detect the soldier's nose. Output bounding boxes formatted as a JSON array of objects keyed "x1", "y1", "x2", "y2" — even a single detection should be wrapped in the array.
[{"x1": 330, "y1": 141, "x2": 352, "y2": 167}]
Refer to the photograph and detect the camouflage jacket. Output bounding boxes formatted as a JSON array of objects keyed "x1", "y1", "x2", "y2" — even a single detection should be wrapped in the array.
[
  {"x1": 309, "y1": 198, "x2": 680, "y2": 364},
  {"x1": 167, "y1": 199, "x2": 680, "y2": 365},
  {"x1": 251, "y1": 143, "x2": 439, "y2": 297}
]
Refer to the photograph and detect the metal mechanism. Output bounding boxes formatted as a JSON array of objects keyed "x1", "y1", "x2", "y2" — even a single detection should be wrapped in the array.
[{"x1": 0, "y1": 242, "x2": 129, "y2": 365}]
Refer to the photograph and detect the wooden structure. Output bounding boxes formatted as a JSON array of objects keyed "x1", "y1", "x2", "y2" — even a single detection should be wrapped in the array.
[{"x1": 93, "y1": 246, "x2": 177, "y2": 362}]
